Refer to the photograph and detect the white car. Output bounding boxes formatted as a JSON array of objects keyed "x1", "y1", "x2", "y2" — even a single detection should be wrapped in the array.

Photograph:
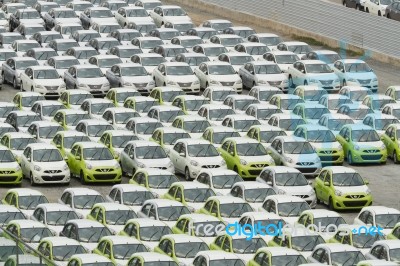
[
  {"x1": 262, "y1": 51, "x2": 300, "y2": 72},
  {"x1": 30, "y1": 100, "x2": 65, "y2": 121},
  {"x1": 276, "y1": 41, "x2": 312, "y2": 58},
  {"x1": 115, "y1": 6, "x2": 153, "y2": 27},
  {"x1": 228, "y1": 181, "x2": 276, "y2": 210},
  {"x1": 382, "y1": 103, "x2": 400, "y2": 119},
  {"x1": 27, "y1": 121, "x2": 64, "y2": 144},
  {"x1": 5, "y1": 110, "x2": 42, "y2": 133},
  {"x1": 192, "y1": 43, "x2": 228, "y2": 61},
  {"x1": 101, "y1": 107, "x2": 140, "y2": 130},
  {"x1": 257, "y1": 166, "x2": 317, "y2": 208},
  {"x1": 365, "y1": 240, "x2": 400, "y2": 263},
  {"x1": 169, "y1": 138, "x2": 227, "y2": 180},
  {"x1": 58, "y1": 187, "x2": 105, "y2": 217},
  {"x1": 287, "y1": 60, "x2": 340, "y2": 92},
  {"x1": 317, "y1": 93, "x2": 352, "y2": 112},
  {"x1": 217, "y1": 52, "x2": 254, "y2": 73},
  {"x1": 266, "y1": 136, "x2": 322, "y2": 176},
  {"x1": 58, "y1": 89, "x2": 94, "y2": 110},
  {"x1": 247, "y1": 33, "x2": 283, "y2": 50},
  {"x1": 70, "y1": 29, "x2": 101, "y2": 47},
  {"x1": 233, "y1": 42, "x2": 270, "y2": 61},
  {"x1": 24, "y1": 47, "x2": 58, "y2": 65},
  {"x1": 149, "y1": 5, "x2": 192, "y2": 27},
  {"x1": 65, "y1": 1, "x2": 94, "y2": 17},
  {"x1": 120, "y1": 140, "x2": 174, "y2": 175},
  {"x1": 195, "y1": 168, "x2": 243, "y2": 196},
  {"x1": 20, "y1": 143, "x2": 70, "y2": 185},
  {"x1": 338, "y1": 85, "x2": 372, "y2": 103},
  {"x1": 106, "y1": 184, "x2": 156, "y2": 211},
  {"x1": 208, "y1": 34, "x2": 243, "y2": 49},
  {"x1": 64, "y1": 65, "x2": 110, "y2": 95},
  {"x1": 195, "y1": 61, "x2": 242, "y2": 92},
  {"x1": 201, "y1": 86, "x2": 237, "y2": 104},
  {"x1": 131, "y1": 37, "x2": 164, "y2": 54},
  {"x1": 0, "y1": 132, "x2": 35, "y2": 161},
  {"x1": 80, "y1": 98, "x2": 115, "y2": 120},
  {"x1": 308, "y1": 244, "x2": 365, "y2": 265},
  {"x1": 354, "y1": 206, "x2": 400, "y2": 235},
  {"x1": 91, "y1": 21, "x2": 122, "y2": 38},
  {"x1": 364, "y1": 0, "x2": 390, "y2": 15},
  {"x1": 130, "y1": 53, "x2": 167, "y2": 74},
  {"x1": 20, "y1": 66, "x2": 66, "y2": 97},
  {"x1": 197, "y1": 104, "x2": 235, "y2": 126},
  {"x1": 362, "y1": 113, "x2": 399, "y2": 135},
  {"x1": 105, "y1": 63, "x2": 155, "y2": 92},
  {"x1": 44, "y1": 56, "x2": 81, "y2": 78},
  {"x1": 200, "y1": 19, "x2": 233, "y2": 33},
  {"x1": 171, "y1": 95, "x2": 208, "y2": 116},
  {"x1": 104, "y1": 87, "x2": 141, "y2": 107},
  {"x1": 147, "y1": 105, "x2": 185, "y2": 127},
  {"x1": 54, "y1": 22, "x2": 84, "y2": 39},
  {"x1": 125, "y1": 116, "x2": 163, "y2": 139},
  {"x1": 170, "y1": 36, "x2": 203, "y2": 50},
  {"x1": 87, "y1": 55, "x2": 122, "y2": 74},
  {"x1": 221, "y1": 114, "x2": 261, "y2": 136},
  {"x1": 171, "y1": 115, "x2": 211, "y2": 138},
  {"x1": 153, "y1": 62, "x2": 200, "y2": 94}
]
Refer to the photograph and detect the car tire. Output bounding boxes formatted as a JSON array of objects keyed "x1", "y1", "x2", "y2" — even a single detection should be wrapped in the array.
[
  {"x1": 31, "y1": 86, "x2": 34, "y2": 92},
  {"x1": 185, "y1": 167, "x2": 191, "y2": 181},
  {"x1": 304, "y1": 80, "x2": 308, "y2": 85},
  {"x1": 378, "y1": 11, "x2": 381, "y2": 16},
  {"x1": 347, "y1": 151, "x2": 354, "y2": 165},
  {"x1": 30, "y1": 172, "x2": 36, "y2": 186},
  {"x1": 342, "y1": 80, "x2": 347, "y2": 87},
  {"x1": 80, "y1": 170, "x2": 87, "y2": 185},
  {"x1": 233, "y1": 165, "x2": 239, "y2": 173},
  {"x1": 289, "y1": 75, "x2": 294, "y2": 88},
  {"x1": 394, "y1": 151, "x2": 399, "y2": 164},
  {"x1": 315, "y1": 190, "x2": 320, "y2": 204},
  {"x1": 366, "y1": 7, "x2": 369, "y2": 13},
  {"x1": 387, "y1": 14, "x2": 391, "y2": 19},
  {"x1": 132, "y1": 167, "x2": 136, "y2": 176},
  {"x1": 328, "y1": 197, "x2": 335, "y2": 210}
]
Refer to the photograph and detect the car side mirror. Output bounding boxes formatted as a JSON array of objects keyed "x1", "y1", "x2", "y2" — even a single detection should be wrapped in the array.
[
  {"x1": 179, "y1": 152, "x2": 185, "y2": 157},
  {"x1": 175, "y1": 197, "x2": 181, "y2": 202},
  {"x1": 364, "y1": 180, "x2": 369, "y2": 185},
  {"x1": 211, "y1": 212, "x2": 217, "y2": 217},
  {"x1": 27, "y1": 157, "x2": 31, "y2": 162},
  {"x1": 324, "y1": 181, "x2": 330, "y2": 186},
  {"x1": 75, "y1": 155, "x2": 80, "y2": 160},
  {"x1": 56, "y1": 144, "x2": 61, "y2": 148},
  {"x1": 266, "y1": 181, "x2": 272, "y2": 186},
  {"x1": 344, "y1": 137, "x2": 349, "y2": 141}
]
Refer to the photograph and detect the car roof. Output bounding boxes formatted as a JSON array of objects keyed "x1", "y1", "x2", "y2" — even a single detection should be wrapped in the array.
[
  {"x1": 176, "y1": 115, "x2": 207, "y2": 122},
  {"x1": 345, "y1": 124, "x2": 376, "y2": 130},
  {"x1": 323, "y1": 166, "x2": 357, "y2": 174},
  {"x1": 208, "y1": 195, "x2": 247, "y2": 204},
  {"x1": 6, "y1": 188, "x2": 44, "y2": 196},
  {"x1": 102, "y1": 130, "x2": 136, "y2": 137},
  {"x1": 29, "y1": 121, "x2": 61, "y2": 127},
  {"x1": 63, "y1": 187, "x2": 101, "y2": 196},
  {"x1": 3, "y1": 132, "x2": 33, "y2": 139},
  {"x1": 143, "y1": 199, "x2": 185, "y2": 207},
  {"x1": 36, "y1": 203, "x2": 73, "y2": 212},
  {"x1": 297, "y1": 124, "x2": 330, "y2": 131},
  {"x1": 175, "y1": 95, "x2": 206, "y2": 100},
  {"x1": 360, "y1": 206, "x2": 400, "y2": 215},
  {"x1": 373, "y1": 240, "x2": 400, "y2": 249},
  {"x1": 101, "y1": 235, "x2": 143, "y2": 245},
  {"x1": 27, "y1": 143, "x2": 60, "y2": 150},
  {"x1": 315, "y1": 243, "x2": 361, "y2": 252},
  {"x1": 224, "y1": 114, "x2": 258, "y2": 121},
  {"x1": 75, "y1": 141, "x2": 107, "y2": 149},
  {"x1": 150, "y1": 105, "x2": 182, "y2": 112},
  {"x1": 79, "y1": 119, "x2": 111, "y2": 126},
  {"x1": 129, "y1": 140, "x2": 160, "y2": 148},
  {"x1": 241, "y1": 211, "x2": 282, "y2": 221},
  {"x1": 265, "y1": 194, "x2": 307, "y2": 203},
  {"x1": 234, "y1": 181, "x2": 272, "y2": 189}
]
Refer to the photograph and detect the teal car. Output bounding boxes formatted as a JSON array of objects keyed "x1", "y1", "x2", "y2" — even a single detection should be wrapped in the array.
[
  {"x1": 51, "y1": 131, "x2": 91, "y2": 159},
  {"x1": 105, "y1": 87, "x2": 141, "y2": 107},
  {"x1": 336, "y1": 124, "x2": 387, "y2": 164}
]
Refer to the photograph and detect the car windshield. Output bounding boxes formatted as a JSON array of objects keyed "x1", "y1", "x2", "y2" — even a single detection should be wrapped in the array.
[
  {"x1": 97, "y1": 58, "x2": 122, "y2": 68},
  {"x1": 349, "y1": 90, "x2": 370, "y2": 101},
  {"x1": 33, "y1": 149, "x2": 63, "y2": 162},
  {"x1": 38, "y1": 126, "x2": 63, "y2": 139},
  {"x1": 135, "y1": 101, "x2": 158, "y2": 113},
  {"x1": 162, "y1": 132, "x2": 190, "y2": 145},
  {"x1": 136, "y1": 122, "x2": 163, "y2": 134},
  {"x1": 135, "y1": 146, "x2": 166, "y2": 159},
  {"x1": 180, "y1": 40, "x2": 203, "y2": 49},
  {"x1": 122, "y1": 191, "x2": 154, "y2": 206},
  {"x1": 209, "y1": 108, "x2": 235, "y2": 121},
  {"x1": 139, "y1": 39, "x2": 163, "y2": 49},
  {"x1": 112, "y1": 135, "x2": 138, "y2": 148},
  {"x1": 389, "y1": 248, "x2": 400, "y2": 262},
  {"x1": 15, "y1": 114, "x2": 41, "y2": 127},
  {"x1": 139, "y1": 225, "x2": 172, "y2": 241},
  {"x1": 244, "y1": 46, "x2": 268, "y2": 55},
  {"x1": 71, "y1": 3, "x2": 92, "y2": 11},
  {"x1": 283, "y1": 141, "x2": 314, "y2": 154},
  {"x1": 184, "y1": 188, "x2": 215, "y2": 202},
  {"x1": 314, "y1": 217, "x2": 347, "y2": 231},
  {"x1": 231, "y1": 238, "x2": 266, "y2": 254},
  {"x1": 274, "y1": 54, "x2": 299, "y2": 64},
  {"x1": 208, "y1": 65, "x2": 235, "y2": 75},
  {"x1": 187, "y1": 143, "x2": 219, "y2": 157},
  {"x1": 301, "y1": 90, "x2": 328, "y2": 102},
  {"x1": 91, "y1": 9, "x2": 113, "y2": 17},
  {"x1": 279, "y1": 119, "x2": 305, "y2": 131},
  {"x1": 288, "y1": 45, "x2": 311, "y2": 54},
  {"x1": 332, "y1": 172, "x2": 365, "y2": 186},
  {"x1": 106, "y1": 210, "x2": 137, "y2": 225},
  {"x1": 351, "y1": 129, "x2": 380, "y2": 142},
  {"x1": 41, "y1": 34, "x2": 63, "y2": 44},
  {"x1": 327, "y1": 119, "x2": 354, "y2": 131},
  {"x1": 87, "y1": 124, "x2": 114, "y2": 137},
  {"x1": 174, "y1": 242, "x2": 209, "y2": 258},
  {"x1": 166, "y1": 65, "x2": 193, "y2": 75},
  {"x1": 159, "y1": 110, "x2": 185, "y2": 123},
  {"x1": 212, "y1": 174, "x2": 243, "y2": 189},
  {"x1": 236, "y1": 100, "x2": 259, "y2": 111},
  {"x1": 65, "y1": 114, "x2": 91, "y2": 126},
  {"x1": 147, "y1": 174, "x2": 178, "y2": 188},
  {"x1": 163, "y1": 8, "x2": 186, "y2": 16},
  {"x1": 220, "y1": 203, "x2": 253, "y2": 218},
  {"x1": 98, "y1": 40, "x2": 120, "y2": 50},
  {"x1": 77, "y1": 226, "x2": 111, "y2": 243},
  {"x1": 375, "y1": 214, "x2": 400, "y2": 228},
  {"x1": 277, "y1": 202, "x2": 310, "y2": 217},
  {"x1": 306, "y1": 130, "x2": 336, "y2": 142},
  {"x1": 183, "y1": 121, "x2": 210, "y2": 133},
  {"x1": 16, "y1": 59, "x2": 40, "y2": 70},
  {"x1": 2, "y1": 35, "x2": 24, "y2": 45},
  {"x1": 61, "y1": 25, "x2": 84, "y2": 35},
  {"x1": 158, "y1": 206, "x2": 190, "y2": 221},
  {"x1": 328, "y1": 98, "x2": 352, "y2": 109},
  {"x1": 275, "y1": 172, "x2": 308, "y2": 186},
  {"x1": 10, "y1": 137, "x2": 35, "y2": 150},
  {"x1": 0, "y1": 51, "x2": 16, "y2": 61},
  {"x1": 0, "y1": 246, "x2": 23, "y2": 262},
  {"x1": 121, "y1": 66, "x2": 147, "y2": 76},
  {"x1": 219, "y1": 37, "x2": 242, "y2": 47},
  {"x1": 83, "y1": 147, "x2": 114, "y2": 160},
  {"x1": 0, "y1": 127, "x2": 16, "y2": 136},
  {"x1": 372, "y1": 99, "x2": 395, "y2": 110},
  {"x1": 77, "y1": 32, "x2": 101, "y2": 42},
  {"x1": 16, "y1": 43, "x2": 41, "y2": 52},
  {"x1": 0, "y1": 149, "x2": 16, "y2": 162},
  {"x1": 210, "y1": 90, "x2": 235, "y2": 101},
  {"x1": 291, "y1": 235, "x2": 325, "y2": 252},
  {"x1": 185, "y1": 100, "x2": 209, "y2": 111},
  {"x1": 113, "y1": 244, "x2": 147, "y2": 260},
  {"x1": 20, "y1": 227, "x2": 53, "y2": 243},
  {"x1": 18, "y1": 195, "x2": 48, "y2": 210},
  {"x1": 0, "y1": 211, "x2": 25, "y2": 225},
  {"x1": 69, "y1": 93, "x2": 93, "y2": 105},
  {"x1": 99, "y1": 24, "x2": 121, "y2": 34},
  {"x1": 257, "y1": 109, "x2": 283, "y2": 120},
  {"x1": 234, "y1": 119, "x2": 260, "y2": 131},
  {"x1": 115, "y1": 112, "x2": 138, "y2": 124},
  {"x1": 35, "y1": 50, "x2": 58, "y2": 60},
  {"x1": 236, "y1": 143, "x2": 267, "y2": 156},
  {"x1": 230, "y1": 55, "x2": 253, "y2": 65},
  {"x1": 0, "y1": 105, "x2": 17, "y2": 118},
  {"x1": 126, "y1": 8, "x2": 148, "y2": 17},
  {"x1": 33, "y1": 69, "x2": 59, "y2": 79},
  {"x1": 253, "y1": 64, "x2": 281, "y2": 74},
  {"x1": 212, "y1": 131, "x2": 240, "y2": 144},
  {"x1": 46, "y1": 211, "x2": 79, "y2": 226},
  {"x1": 91, "y1": 103, "x2": 114, "y2": 114},
  {"x1": 271, "y1": 255, "x2": 307, "y2": 266},
  {"x1": 63, "y1": 136, "x2": 90, "y2": 149},
  {"x1": 344, "y1": 63, "x2": 372, "y2": 73},
  {"x1": 141, "y1": 56, "x2": 166, "y2": 66},
  {"x1": 259, "y1": 130, "x2": 286, "y2": 143},
  {"x1": 330, "y1": 251, "x2": 365, "y2": 266},
  {"x1": 244, "y1": 188, "x2": 275, "y2": 202},
  {"x1": 118, "y1": 48, "x2": 142, "y2": 58},
  {"x1": 254, "y1": 36, "x2": 280, "y2": 46},
  {"x1": 41, "y1": 105, "x2": 63, "y2": 117},
  {"x1": 159, "y1": 31, "x2": 180, "y2": 41},
  {"x1": 352, "y1": 233, "x2": 384, "y2": 249},
  {"x1": 136, "y1": 24, "x2": 157, "y2": 34},
  {"x1": 305, "y1": 63, "x2": 332, "y2": 73},
  {"x1": 162, "y1": 90, "x2": 185, "y2": 102},
  {"x1": 115, "y1": 91, "x2": 140, "y2": 103},
  {"x1": 73, "y1": 195, "x2": 104, "y2": 209},
  {"x1": 280, "y1": 99, "x2": 304, "y2": 110},
  {"x1": 77, "y1": 68, "x2": 103, "y2": 78},
  {"x1": 257, "y1": 90, "x2": 281, "y2": 102}
]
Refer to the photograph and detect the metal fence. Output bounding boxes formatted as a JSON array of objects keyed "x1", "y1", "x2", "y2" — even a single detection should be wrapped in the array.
[{"x1": 199, "y1": 0, "x2": 400, "y2": 59}]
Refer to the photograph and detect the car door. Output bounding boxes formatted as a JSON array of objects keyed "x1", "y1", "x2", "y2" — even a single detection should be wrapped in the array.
[
  {"x1": 320, "y1": 170, "x2": 332, "y2": 203},
  {"x1": 4, "y1": 59, "x2": 14, "y2": 83},
  {"x1": 337, "y1": 127, "x2": 350, "y2": 154},
  {"x1": 21, "y1": 147, "x2": 31, "y2": 177},
  {"x1": 154, "y1": 64, "x2": 165, "y2": 86},
  {"x1": 195, "y1": 63, "x2": 207, "y2": 88},
  {"x1": 268, "y1": 139, "x2": 282, "y2": 164}
]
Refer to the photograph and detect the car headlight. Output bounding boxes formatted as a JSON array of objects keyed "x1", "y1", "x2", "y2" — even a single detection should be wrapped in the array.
[
  {"x1": 15, "y1": 165, "x2": 21, "y2": 171},
  {"x1": 78, "y1": 84, "x2": 87, "y2": 88},
  {"x1": 193, "y1": 80, "x2": 200, "y2": 85},
  {"x1": 334, "y1": 79, "x2": 340, "y2": 83},
  {"x1": 167, "y1": 81, "x2": 177, "y2": 85},
  {"x1": 354, "y1": 144, "x2": 360, "y2": 150},
  {"x1": 34, "y1": 165, "x2": 41, "y2": 171},
  {"x1": 123, "y1": 82, "x2": 132, "y2": 86},
  {"x1": 210, "y1": 80, "x2": 220, "y2": 85},
  {"x1": 337, "y1": 145, "x2": 343, "y2": 151},
  {"x1": 309, "y1": 79, "x2": 318, "y2": 83},
  {"x1": 314, "y1": 157, "x2": 320, "y2": 164},
  {"x1": 278, "y1": 189, "x2": 286, "y2": 195},
  {"x1": 235, "y1": 80, "x2": 242, "y2": 84},
  {"x1": 239, "y1": 159, "x2": 247, "y2": 165},
  {"x1": 35, "y1": 84, "x2": 42, "y2": 88},
  {"x1": 137, "y1": 162, "x2": 146, "y2": 168},
  {"x1": 114, "y1": 163, "x2": 120, "y2": 169},
  {"x1": 258, "y1": 80, "x2": 267, "y2": 84},
  {"x1": 372, "y1": 78, "x2": 378, "y2": 82},
  {"x1": 63, "y1": 164, "x2": 68, "y2": 170},
  {"x1": 347, "y1": 78, "x2": 357, "y2": 82},
  {"x1": 284, "y1": 156, "x2": 293, "y2": 163},
  {"x1": 168, "y1": 161, "x2": 174, "y2": 167},
  {"x1": 190, "y1": 160, "x2": 198, "y2": 166},
  {"x1": 220, "y1": 160, "x2": 226, "y2": 166},
  {"x1": 114, "y1": 150, "x2": 121, "y2": 157},
  {"x1": 149, "y1": 80, "x2": 155, "y2": 85},
  {"x1": 366, "y1": 188, "x2": 371, "y2": 194},
  {"x1": 380, "y1": 144, "x2": 386, "y2": 150},
  {"x1": 334, "y1": 189, "x2": 342, "y2": 196},
  {"x1": 86, "y1": 163, "x2": 92, "y2": 169}
]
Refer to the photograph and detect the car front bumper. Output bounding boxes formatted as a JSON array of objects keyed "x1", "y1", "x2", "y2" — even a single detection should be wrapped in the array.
[
  {"x1": 0, "y1": 169, "x2": 22, "y2": 184},
  {"x1": 317, "y1": 149, "x2": 344, "y2": 165},
  {"x1": 346, "y1": 80, "x2": 379, "y2": 92},
  {"x1": 83, "y1": 167, "x2": 122, "y2": 183},
  {"x1": 237, "y1": 161, "x2": 274, "y2": 178},
  {"x1": 331, "y1": 193, "x2": 373, "y2": 210},
  {"x1": 350, "y1": 149, "x2": 387, "y2": 163},
  {"x1": 31, "y1": 169, "x2": 70, "y2": 184}
]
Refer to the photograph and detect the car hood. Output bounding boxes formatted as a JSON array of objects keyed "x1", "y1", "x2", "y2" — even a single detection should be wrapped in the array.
[
  {"x1": 276, "y1": 185, "x2": 314, "y2": 196},
  {"x1": 281, "y1": 216, "x2": 299, "y2": 225},
  {"x1": 85, "y1": 159, "x2": 118, "y2": 167},
  {"x1": 334, "y1": 185, "x2": 370, "y2": 195},
  {"x1": 34, "y1": 160, "x2": 67, "y2": 169},
  {"x1": 308, "y1": 73, "x2": 338, "y2": 81},
  {"x1": 80, "y1": 242, "x2": 98, "y2": 252},
  {"x1": 300, "y1": 251, "x2": 312, "y2": 259},
  {"x1": 188, "y1": 132, "x2": 203, "y2": 139},
  {"x1": 285, "y1": 153, "x2": 320, "y2": 163},
  {"x1": 240, "y1": 154, "x2": 275, "y2": 164},
  {"x1": 141, "y1": 240, "x2": 158, "y2": 251},
  {"x1": 54, "y1": 18, "x2": 81, "y2": 25},
  {"x1": 114, "y1": 258, "x2": 129, "y2": 266},
  {"x1": 189, "y1": 156, "x2": 224, "y2": 166},
  {"x1": 278, "y1": 64, "x2": 292, "y2": 72},
  {"x1": 235, "y1": 254, "x2": 254, "y2": 263},
  {"x1": 166, "y1": 75, "x2": 198, "y2": 82},
  {"x1": 221, "y1": 217, "x2": 240, "y2": 225},
  {"x1": 0, "y1": 161, "x2": 20, "y2": 169},
  {"x1": 106, "y1": 224, "x2": 124, "y2": 234},
  {"x1": 91, "y1": 17, "x2": 117, "y2": 24},
  {"x1": 255, "y1": 73, "x2": 287, "y2": 82},
  {"x1": 353, "y1": 141, "x2": 384, "y2": 150},
  {"x1": 121, "y1": 76, "x2": 153, "y2": 83},
  {"x1": 47, "y1": 225, "x2": 64, "y2": 235},
  {"x1": 185, "y1": 202, "x2": 204, "y2": 211},
  {"x1": 209, "y1": 74, "x2": 240, "y2": 82},
  {"x1": 345, "y1": 72, "x2": 377, "y2": 80},
  {"x1": 77, "y1": 77, "x2": 108, "y2": 85},
  {"x1": 311, "y1": 141, "x2": 342, "y2": 150},
  {"x1": 20, "y1": 19, "x2": 43, "y2": 25},
  {"x1": 35, "y1": 79, "x2": 64, "y2": 86},
  {"x1": 88, "y1": 136, "x2": 101, "y2": 142},
  {"x1": 144, "y1": 66, "x2": 157, "y2": 74},
  {"x1": 164, "y1": 16, "x2": 192, "y2": 23},
  {"x1": 248, "y1": 202, "x2": 263, "y2": 211},
  {"x1": 20, "y1": 209, "x2": 34, "y2": 218},
  {"x1": 137, "y1": 157, "x2": 172, "y2": 167},
  {"x1": 150, "y1": 188, "x2": 169, "y2": 197},
  {"x1": 126, "y1": 17, "x2": 154, "y2": 24},
  {"x1": 75, "y1": 208, "x2": 91, "y2": 218}
]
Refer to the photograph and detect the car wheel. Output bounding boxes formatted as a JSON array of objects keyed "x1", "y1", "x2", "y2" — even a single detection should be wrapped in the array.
[
  {"x1": 80, "y1": 170, "x2": 87, "y2": 185},
  {"x1": 366, "y1": 7, "x2": 369, "y2": 13},
  {"x1": 315, "y1": 190, "x2": 320, "y2": 204},
  {"x1": 387, "y1": 14, "x2": 391, "y2": 19},
  {"x1": 132, "y1": 167, "x2": 136, "y2": 176},
  {"x1": 304, "y1": 80, "x2": 308, "y2": 85},
  {"x1": 378, "y1": 11, "x2": 381, "y2": 16},
  {"x1": 342, "y1": 80, "x2": 347, "y2": 87},
  {"x1": 233, "y1": 165, "x2": 239, "y2": 173},
  {"x1": 328, "y1": 197, "x2": 335, "y2": 210},
  {"x1": 185, "y1": 167, "x2": 191, "y2": 181},
  {"x1": 30, "y1": 172, "x2": 36, "y2": 186},
  {"x1": 31, "y1": 86, "x2": 34, "y2": 92},
  {"x1": 394, "y1": 151, "x2": 399, "y2": 164},
  {"x1": 347, "y1": 151, "x2": 353, "y2": 165},
  {"x1": 288, "y1": 75, "x2": 294, "y2": 88}
]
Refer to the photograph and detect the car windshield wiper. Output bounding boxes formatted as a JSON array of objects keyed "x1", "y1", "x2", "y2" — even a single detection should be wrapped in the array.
[
  {"x1": 86, "y1": 230, "x2": 98, "y2": 242},
  {"x1": 283, "y1": 176, "x2": 295, "y2": 186},
  {"x1": 144, "y1": 230, "x2": 159, "y2": 241},
  {"x1": 112, "y1": 213, "x2": 125, "y2": 225},
  {"x1": 184, "y1": 246, "x2": 195, "y2": 258},
  {"x1": 165, "y1": 210, "x2": 177, "y2": 221},
  {"x1": 286, "y1": 206, "x2": 298, "y2": 217},
  {"x1": 188, "y1": 193, "x2": 203, "y2": 203},
  {"x1": 61, "y1": 249, "x2": 73, "y2": 261}
]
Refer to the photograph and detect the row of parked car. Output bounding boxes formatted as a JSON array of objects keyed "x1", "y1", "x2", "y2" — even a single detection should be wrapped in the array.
[{"x1": 343, "y1": 0, "x2": 400, "y2": 21}]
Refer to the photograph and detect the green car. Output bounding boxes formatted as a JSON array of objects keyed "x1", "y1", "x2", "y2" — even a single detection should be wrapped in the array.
[
  {"x1": 292, "y1": 102, "x2": 330, "y2": 124},
  {"x1": 247, "y1": 247, "x2": 307, "y2": 266},
  {"x1": 267, "y1": 231, "x2": 325, "y2": 254},
  {"x1": 328, "y1": 225, "x2": 384, "y2": 250},
  {"x1": 0, "y1": 146, "x2": 22, "y2": 185},
  {"x1": 52, "y1": 109, "x2": 90, "y2": 131},
  {"x1": 0, "y1": 132, "x2": 35, "y2": 163},
  {"x1": 105, "y1": 87, "x2": 141, "y2": 107},
  {"x1": 1, "y1": 188, "x2": 49, "y2": 211},
  {"x1": 381, "y1": 123, "x2": 400, "y2": 164},
  {"x1": 92, "y1": 236, "x2": 148, "y2": 265},
  {"x1": 201, "y1": 126, "x2": 240, "y2": 147},
  {"x1": 129, "y1": 168, "x2": 179, "y2": 196},
  {"x1": 99, "y1": 130, "x2": 139, "y2": 161},
  {"x1": 123, "y1": 96, "x2": 159, "y2": 115},
  {"x1": 163, "y1": 182, "x2": 216, "y2": 211},
  {"x1": 51, "y1": 131, "x2": 91, "y2": 159},
  {"x1": 149, "y1": 127, "x2": 190, "y2": 151},
  {"x1": 12, "y1": 92, "x2": 45, "y2": 110},
  {"x1": 171, "y1": 95, "x2": 209, "y2": 115},
  {"x1": 171, "y1": 214, "x2": 224, "y2": 240},
  {"x1": 149, "y1": 86, "x2": 185, "y2": 105},
  {"x1": 154, "y1": 234, "x2": 209, "y2": 264},
  {"x1": 246, "y1": 125, "x2": 286, "y2": 149},
  {"x1": 36, "y1": 237, "x2": 87, "y2": 265},
  {"x1": 4, "y1": 255, "x2": 41, "y2": 266},
  {"x1": 58, "y1": 89, "x2": 94, "y2": 109},
  {"x1": 336, "y1": 124, "x2": 387, "y2": 164},
  {"x1": 387, "y1": 222, "x2": 400, "y2": 240},
  {"x1": 293, "y1": 124, "x2": 344, "y2": 165},
  {"x1": 67, "y1": 142, "x2": 122, "y2": 184},
  {"x1": 218, "y1": 137, "x2": 275, "y2": 178},
  {"x1": 67, "y1": 254, "x2": 114, "y2": 266},
  {"x1": 314, "y1": 166, "x2": 372, "y2": 210},
  {"x1": 210, "y1": 233, "x2": 267, "y2": 255}
]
